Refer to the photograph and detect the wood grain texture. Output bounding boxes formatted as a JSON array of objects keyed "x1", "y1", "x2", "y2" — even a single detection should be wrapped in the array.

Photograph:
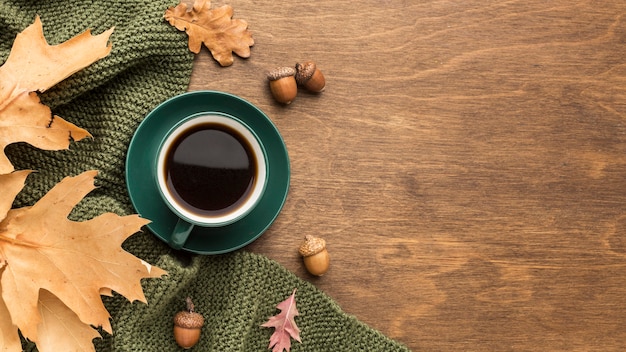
[{"x1": 187, "y1": 1, "x2": 626, "y2": 350}]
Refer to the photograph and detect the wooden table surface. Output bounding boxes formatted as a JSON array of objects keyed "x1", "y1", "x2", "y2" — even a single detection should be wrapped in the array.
[{"x1": 187, "y1": 1, "x2": 626, "y2": 350}]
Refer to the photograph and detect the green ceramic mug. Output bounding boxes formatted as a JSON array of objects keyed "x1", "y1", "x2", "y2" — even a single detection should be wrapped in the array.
[{"x1": 155, "y1": 113, "x2": 268, "y2": 249}]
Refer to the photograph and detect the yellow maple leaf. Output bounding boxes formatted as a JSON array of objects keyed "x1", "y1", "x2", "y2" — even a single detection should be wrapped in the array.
[
  {"x1": 164, "y1": 0, "x2": 254, "y2": 66},
  {"x1": 0, "y1": 171, "x2": 166, "y2": 351},
  {"x1": 0, "y1": 16, "x2": 113, "y2": 174}
]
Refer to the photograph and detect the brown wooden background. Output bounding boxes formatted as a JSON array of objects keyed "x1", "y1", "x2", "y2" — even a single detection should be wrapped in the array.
[{"x1": 187, "y1": 1, "x2": 626, "y2": 350}]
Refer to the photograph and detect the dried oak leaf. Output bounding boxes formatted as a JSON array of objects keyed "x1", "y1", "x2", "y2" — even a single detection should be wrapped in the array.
[
  {"x1": 35, "y1": 289, "x2": 103, "y2": 352},
  {"x1": 164, "y1": 0, "x2": 254, "y2": 66},
  {"x1": 0, "y1": 16, "x2": 112, "y2": 174},
  {"x1": 261, "y1": 289, "x2": 302, "y2": 352},
  {"x1": 0, "y1": 170, "x2": 166, "y2": 351}
]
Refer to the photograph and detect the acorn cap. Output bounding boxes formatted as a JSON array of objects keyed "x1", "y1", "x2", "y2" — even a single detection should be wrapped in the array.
[
  {"x1": 299, "y1": 235, "x2": 326, "y2": 257},
  {"x1": 174, "y1": 311, "x2": 204, "y2": 329},
  {"x1": 294, "y1": 61, "x2": 317, "y2": 85},
  {"x1": 267, "y1": 66, "x2": 296, "y2": 81},
  {"x1": 174, "y1": 298, "x2": 204, "y2": 328}
]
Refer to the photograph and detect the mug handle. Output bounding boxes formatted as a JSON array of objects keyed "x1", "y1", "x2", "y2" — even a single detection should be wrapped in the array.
[{"x1": 169, "y1": 218, "x2": 194, "y2": 250}]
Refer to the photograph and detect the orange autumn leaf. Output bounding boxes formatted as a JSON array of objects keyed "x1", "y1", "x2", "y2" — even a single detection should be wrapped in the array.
[
  {"x1": 0, "y1": 170, "x2": 166, "y2": 351},
  {"x1": 0, "y1": 16, "x2": 113, "y2": 174},
  {"x1": 35, "y1": 290, "x2": 103, "y2": 352},
  {"x1": 0, "y1": 295, "x2": 21, "y2": 351},
  {"x1": 164, "y1": 0, "x2": 254, "y2": 66}
]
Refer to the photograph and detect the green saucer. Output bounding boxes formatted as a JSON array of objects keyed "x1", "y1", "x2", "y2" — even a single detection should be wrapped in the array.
[{"x1": 125, "y1": 91, "x2": 290, "y2": 254}]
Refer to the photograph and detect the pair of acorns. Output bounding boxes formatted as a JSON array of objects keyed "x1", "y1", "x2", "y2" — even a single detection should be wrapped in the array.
[{"x1": 267, "y1": 61, "x2": 326, "y2": 104}]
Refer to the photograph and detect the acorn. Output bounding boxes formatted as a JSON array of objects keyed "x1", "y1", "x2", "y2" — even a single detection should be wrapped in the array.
[
  {"x1": 295, "y1": 61, "x2": 326, "y2": 92},
  {"x1": 173, "y1": 297, "x2": 204, "y2": 349},
  {"x1": 298, "y1": 235, "x2": 330, "y2": 276},
  {"x1": 267, "y1": 66, "x2": 298, "y2": 104}
]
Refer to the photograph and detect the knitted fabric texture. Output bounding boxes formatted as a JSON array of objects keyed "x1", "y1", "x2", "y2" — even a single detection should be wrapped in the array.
[{"x1": 0, "y1": 1, "x2": 410, "y2": 351}]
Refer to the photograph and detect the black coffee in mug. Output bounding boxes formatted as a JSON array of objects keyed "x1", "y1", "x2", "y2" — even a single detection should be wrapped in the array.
[
  {"x1": 162, "y1": 122, "x2": 258, "y2": 217},
  {"x1": 156, "y1": 114, "x2": 267, "y2": 227}
]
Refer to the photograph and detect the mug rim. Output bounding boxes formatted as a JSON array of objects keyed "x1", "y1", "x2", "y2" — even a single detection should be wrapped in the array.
[{"x1": 155, "y1": 112, "x2": 268, "y2": 227}]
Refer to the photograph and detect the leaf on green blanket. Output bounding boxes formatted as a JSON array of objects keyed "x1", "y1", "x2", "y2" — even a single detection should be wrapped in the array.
[
  {"x1": 0, "y1": 16, "x2": 112, "y2": 174},
  {"x1": 0, "y1": 170, "x2": 166, "y2": 352},
  {"x1": 261, "y1": 288, "x2": 302, "y2": 352},
  {"x1": 35, "y1": 290, "x2": 103, "y2": 352}
]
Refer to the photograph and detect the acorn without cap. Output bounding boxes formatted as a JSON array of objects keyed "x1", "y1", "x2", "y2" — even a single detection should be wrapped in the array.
[
  {"x1": 299, "y1": 235, "x2": 330, "y2": 276},
  {"x1": 173, "y1": 297, "x2": 204, "y2": 349},
  {"x1": 295, "y1": 61, "x2": 326, "y2": 92},
  {"x1": 267, "y1": 66, "x2": 298, "y2": 104}
]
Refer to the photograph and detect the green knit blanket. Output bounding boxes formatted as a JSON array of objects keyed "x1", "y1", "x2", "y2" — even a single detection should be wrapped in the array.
[{"x1": 1, "y1": 1, "x2": 410, "y2": 351}]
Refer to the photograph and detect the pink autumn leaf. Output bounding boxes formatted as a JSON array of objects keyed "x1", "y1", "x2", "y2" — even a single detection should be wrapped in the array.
[{"x1": 261, "y1": 288, "x2": 302, "y2": 352}]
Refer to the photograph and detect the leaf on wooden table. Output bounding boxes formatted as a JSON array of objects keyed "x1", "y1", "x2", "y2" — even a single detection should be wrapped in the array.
[
  {"x1": 0, "y1": 170, "x2": 166, "y2": 352},
  {"x1": 164, "y1": 0, "x2": 254, "y2": 66},
  {"x1": 261, "y1": 288, "x2": 302, "y2": 352},
  {"x1": 0, "y1": 16, "x2": 113, "y2": 174}
]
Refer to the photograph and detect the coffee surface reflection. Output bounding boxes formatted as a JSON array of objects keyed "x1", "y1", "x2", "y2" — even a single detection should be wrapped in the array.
[{"x1": 163, "y1": 122, "x2": 257, "y2": 217}]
